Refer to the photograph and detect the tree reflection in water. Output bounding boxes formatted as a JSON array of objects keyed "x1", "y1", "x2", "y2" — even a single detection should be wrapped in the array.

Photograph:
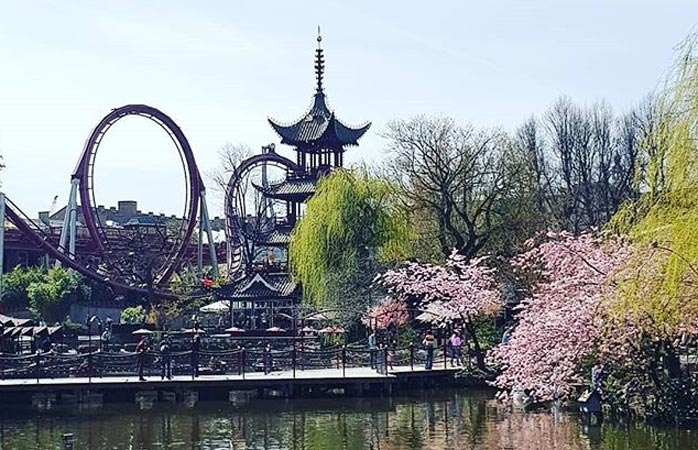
[{"x1": 0, "y1": 390, "x2": 696, "y2": 449}]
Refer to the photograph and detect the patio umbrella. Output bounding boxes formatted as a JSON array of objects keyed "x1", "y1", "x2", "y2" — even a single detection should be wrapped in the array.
[
  {"x1": 132, "y1": 328, "x2": 153, "y2": 336},
  {"x1": 266, "y1": 326, "x2": 286, "y2": 332},
  {"x1": 331, "y1": 327, "x2": 346, "y2": 334},
  {"x1": 318, "y1": 327, "x2": 334, "y2": 334},
  {"x1": 300, "y1": 326, "x2": 318, "y2": 333},
  {"x1": 183, "y1": 328, "x2": 206, "y2": 334},
  {"x1": 225, "y1": 327, "x2": 245, "y2": 333}
]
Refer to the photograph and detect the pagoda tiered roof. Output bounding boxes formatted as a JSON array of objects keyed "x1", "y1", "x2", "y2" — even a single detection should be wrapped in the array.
[
  {"x1": 268, "y1": 93, "x2": 370, "y2": 148},
  {"x1": 254, "y1": 178, "x2": 316, "y2": 200},
  {"x1": 267, "y1": 32, "x2": 370, "y2": 149}
]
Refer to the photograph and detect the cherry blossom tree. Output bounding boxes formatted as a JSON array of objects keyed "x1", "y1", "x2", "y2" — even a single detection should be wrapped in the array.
[
  {"x1": 488, "y1": 231, "x2": 629, "y2": 401},
  {"x1": 366, "y1": 297, "x2": 408, "y2": 330},
  {"x1": 375, "y1": 250, "x2": 501, "y2": 369}
]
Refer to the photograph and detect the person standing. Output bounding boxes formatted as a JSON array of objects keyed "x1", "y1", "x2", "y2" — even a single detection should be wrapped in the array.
[
  {"x1": 423, "y1": 330, "x2": 435, "y2": 370},
  {"x1": 191, "y1": 332, "x2": 201, "y2": 378},
  {"x1": 449, "y1": 331, "x2": 462, "y2": 367},
  {"x1": 368, "y1": 330, "x2": 377, "y2": 369},
  {"x1": 160, "y1": 335, "x2": 173, "y2": 380},
  {"x1": 135, "y1": 336, "x2": 149, "y2": 381},
  {"x1": 501, "y1": 326, "x2": 512, "y2": 344}
]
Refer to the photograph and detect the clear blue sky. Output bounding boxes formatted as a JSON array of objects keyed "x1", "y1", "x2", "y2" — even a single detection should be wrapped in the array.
[{"x1": 0, "y1": 1, "x2": 696, "y2": 218}]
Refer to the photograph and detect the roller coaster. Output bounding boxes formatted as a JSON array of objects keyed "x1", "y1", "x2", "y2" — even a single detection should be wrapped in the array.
[{"x1": 0, "y1": 104, "x2": 268, "y2": 300}]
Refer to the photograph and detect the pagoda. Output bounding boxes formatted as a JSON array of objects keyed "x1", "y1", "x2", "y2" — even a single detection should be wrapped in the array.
[{"x1": 217, "y1": 31, "x2": 371, "y2": 330}]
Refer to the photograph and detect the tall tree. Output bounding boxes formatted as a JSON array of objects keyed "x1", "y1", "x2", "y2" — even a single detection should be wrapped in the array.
[
  {"x1": 384, "y1": 116, "x2": 512, "y2": 260},
  {"x1": 289, "y1": 169, "x2": 411, "y2": 312},
  {"x1": 610, "y1": 34, "x2": 698, "y2": 334},
  {"x1": 542, "y1": 97, "x2": 641, "y2": 232}
]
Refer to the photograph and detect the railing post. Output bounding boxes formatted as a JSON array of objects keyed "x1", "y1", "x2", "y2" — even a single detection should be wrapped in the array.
[
  {"x1": 383, "y1": 348, "x2": 388, "y2": 375},
  {"x1": 237, "y1": 349, "x2": 242, "y2": 376},
  {"x1": 341, "y1": 346, "x2": 346, "y2": 378},
  {"x1": 292, "y1": 348, "x2": 297, "y2": 379},
  {"x1": 1, "y1": 354, "x2": 4, "y2": 380},
  {"x1": 410, "y1": 343, "x2": 415, "y2": 372},
  {"x1": 35, "y1": 351, "x2": 40, "y2": 383},
  {"x1": 443, "y1": 337, "x2": 448, "y2": 370},
  {"x1": 88, "y1": 351, "x2": 93, "y2": 383},
  {"x1": 241, "y1": 348, "x2": 246, "y2": 380}
]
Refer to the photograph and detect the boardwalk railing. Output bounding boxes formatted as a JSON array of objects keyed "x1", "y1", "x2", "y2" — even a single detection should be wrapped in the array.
[{"x1": 0, "y1": 345, "x2": 455, "y2": 381}]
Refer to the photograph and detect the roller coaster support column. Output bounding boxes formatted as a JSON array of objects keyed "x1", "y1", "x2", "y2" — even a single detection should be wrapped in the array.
[
  {"x1": 56, "y1": 178, "x2": 79, "y2": 265},
  {"x1": 197, "y1": 188, "x2": 219, "y2": 278},
  {"x1": 0, "y1": 193, "x2": 5, "y2": 299}
]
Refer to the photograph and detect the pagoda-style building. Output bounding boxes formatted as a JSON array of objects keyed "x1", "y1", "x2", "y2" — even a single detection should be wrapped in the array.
[{"x1": 216, "y1": 32, "x2": 370, "y2": 330}]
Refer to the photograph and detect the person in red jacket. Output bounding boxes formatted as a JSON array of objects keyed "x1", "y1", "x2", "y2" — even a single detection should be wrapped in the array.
[{"x1": 135, "y1": 336, "x2": 149, "y2": 381}]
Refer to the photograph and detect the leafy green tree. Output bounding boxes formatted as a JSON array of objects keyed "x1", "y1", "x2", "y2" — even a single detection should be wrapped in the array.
[
  {"x1": 609, "y1": 33, "x2": 698, "y2": 333},
  {"x1": 120, "y1": 306, "x2": 145, "y2": 324},
  {"x1": 1, "y1": 266, "x2": 42, "y2": 310},
  {"x1": 26, "y1": 267, "x2": 90, "y2": 323},
  {"x1": 1, "y1": 266, "x2": 90, "y2": 323},
  {"x1": 289, "y1": 169, "x2": 412, "y2": 311}
]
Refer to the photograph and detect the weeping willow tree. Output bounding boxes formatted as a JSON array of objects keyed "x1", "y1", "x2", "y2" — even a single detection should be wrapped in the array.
[
  {"x1": 609, "y1": 34, "x2": 698, "y2": 333},
  {"x1": 289, "y1": 169, "x2": 413, "y2": 309}
]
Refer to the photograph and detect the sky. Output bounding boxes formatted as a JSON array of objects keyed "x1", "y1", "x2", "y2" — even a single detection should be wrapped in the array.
[{"x1": 0, "y1": 1, "x2": 697, "y2": 219}]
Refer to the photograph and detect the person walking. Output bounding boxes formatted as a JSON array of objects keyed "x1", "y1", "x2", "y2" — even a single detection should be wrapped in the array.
[
  {"x1": 135, "y1": 336, "x2": 149, "y2": 381},
  {"x1": 160, "y1": 334, "x2": 173, "y2": 380},
  {"x1": 191, "y1": 332, "x2": 201, "y2": 378},
  {"x1": 449, "y1": 331, "x2": 463, "y2": 367},
  {"x1": 423, "y1": 330, "x2": 435, "y2": 370},
  {"x1": 368, "y1": 330, "x2": 377, "y2": 369}
]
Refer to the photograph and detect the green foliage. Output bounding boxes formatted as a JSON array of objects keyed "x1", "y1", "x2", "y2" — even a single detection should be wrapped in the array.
[
  {"x1": 120, "y1": 306, "x2": 145, "y2": 324},
  {"x1": 1, "y1": 266, "x2": 89, "y2": 323},
  {"x1": 26, "y1": 267, "x2": 89, "y2": 323},
  {"x1": 1, "y1": 266, "x2": 42, "y2": 308},
  {"x1": 608, "y1": 34, "x2": 698, "y2": 332},
  {"x1": 395, "y1": 325, "x2": 419, "y2": 348},
  {"x1": 472, "y1": 316, "x2": 499, "y2": 351},
  {"x1": 289, "y1": 169, "x2": 413, "y2": 308}
]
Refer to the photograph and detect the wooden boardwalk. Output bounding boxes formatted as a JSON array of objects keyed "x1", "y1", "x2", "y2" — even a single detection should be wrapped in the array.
[{"x1": 0, "y1": 365, "x2": 461, "y2": 399}]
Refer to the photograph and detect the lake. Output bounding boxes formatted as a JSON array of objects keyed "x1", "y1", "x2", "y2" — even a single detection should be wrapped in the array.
[{"x1": 0, "y1": 389, "x2": 695, "y2": 449}]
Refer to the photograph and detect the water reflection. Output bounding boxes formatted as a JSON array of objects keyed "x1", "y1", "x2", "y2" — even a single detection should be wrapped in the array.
[{"x1": 0, "y1": 390, "x2": 695, "y2": 450}]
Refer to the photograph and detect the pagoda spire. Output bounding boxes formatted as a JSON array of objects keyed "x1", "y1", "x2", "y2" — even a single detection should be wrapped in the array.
[{"x1": 314, "y1": 26, "x2": 325, "y2": 94}]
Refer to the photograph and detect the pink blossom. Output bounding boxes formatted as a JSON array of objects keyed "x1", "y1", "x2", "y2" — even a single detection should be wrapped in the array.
[
  {"x1": 374, "y1": 249, "x2": 501, "y2": 325},
  {"x1": 488, "y1": 232, "x2": 630, "y2": 401}
]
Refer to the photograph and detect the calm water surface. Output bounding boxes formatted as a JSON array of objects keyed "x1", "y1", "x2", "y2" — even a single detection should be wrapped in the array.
[{"x1": 0, "y1": 390, "x2": 696, "y2": 450}]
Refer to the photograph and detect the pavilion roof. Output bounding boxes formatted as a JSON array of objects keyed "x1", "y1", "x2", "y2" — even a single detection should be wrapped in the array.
[{"x1": 217, "y1": 273, "x2": 299, "y2": 300}]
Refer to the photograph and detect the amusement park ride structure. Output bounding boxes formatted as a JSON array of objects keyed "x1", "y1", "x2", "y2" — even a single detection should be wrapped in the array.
[{"x1": 0, "y1": 32, "x2": 371, "y2": 318}]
